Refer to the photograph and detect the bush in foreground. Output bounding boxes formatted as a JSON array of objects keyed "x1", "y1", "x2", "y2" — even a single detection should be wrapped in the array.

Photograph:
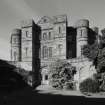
[{"x1": 79, "y1": 78, "x2": 99, "y2": 93}]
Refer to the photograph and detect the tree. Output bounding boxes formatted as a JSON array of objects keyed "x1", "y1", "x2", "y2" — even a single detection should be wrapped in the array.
[
  {"x1": 83, "y1": 42, "x2": 99, "y2": 61},
  {"x1": 83, "y1": 39, "x2": 105, "y2": 91},
  {"x1": 83, "y1": 40, "x2": 105, "y2": 71},
  {"x1": 48, "y1": 59, "x2": 76, "y2": 90}
]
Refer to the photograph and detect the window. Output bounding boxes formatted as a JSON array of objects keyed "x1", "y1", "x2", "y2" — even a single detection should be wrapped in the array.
[
  {"x1": 13, "y1": 37, "x2": 17, "y2": 43},
  {"x1": 26, "y1": 31, "x2": 28, "y2": 37},
  {"x1": 81, "y1": 46, "x2": 84, "y2": 56},
  {"x1": 26, "y1": 31, "x2": 31, "y2": 37},
  {"x1": 45, "y1": 75, "x2": 48, "y2": 80},
  {"x1": 59, "y1": 27, "x2": 61, "y2": 34},
  {"x1": 58, "y1": 44, "x2": 63, "y2": 55},
  {"x1": 14, "y1": 52, "x2": 16, "y2": 61},
  {"x1": 58, "y1": 44, "x2": 63, "y2": 49},
  {"x1": 25, "y1": 47, "x2": 28, "y2": 56},
  {"x1": 42, "y1": 46, "x2": 48, "y2": 58},
  {"x1": 49, "y1": 47, "x2": 52, "y2": 57},
  {"x1": 79, "y1": 30, "x2": 82, "y2": 37},
  {"x1": 81, "y1": 30, "x2": 82, "y2": 37},
  {"x1": 49, "y1": 32, "x2": 51, "y2": 40},
  {"x1": 43, "y1": 32, "x2": 47, "y2": 40}
]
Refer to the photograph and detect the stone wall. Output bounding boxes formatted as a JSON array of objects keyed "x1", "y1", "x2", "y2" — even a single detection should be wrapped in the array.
[{"x1": 68, "y1": 58, "x2": 96, "y2": 90}]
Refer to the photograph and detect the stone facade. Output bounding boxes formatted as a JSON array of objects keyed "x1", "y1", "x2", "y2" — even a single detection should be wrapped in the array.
[
  {"x1": 11, "y1": 20, "x2": 41, "y2": 86},
  {"x1": 10, "y1": 15, "x2": 99, "y2": 89}
]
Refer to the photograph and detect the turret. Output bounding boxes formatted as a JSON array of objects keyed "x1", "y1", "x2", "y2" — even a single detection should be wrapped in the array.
[
  {"x1": 11, "y1": 29, "x2": 21, "y2": 61},
  {"x1": 75, "y1": 19, "x2": 89, "y2": 57}
]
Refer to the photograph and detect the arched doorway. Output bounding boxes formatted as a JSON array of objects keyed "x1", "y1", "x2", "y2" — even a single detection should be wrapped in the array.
[{"x1": 41, "y1": 68, "x2": 49, "y2": 85}]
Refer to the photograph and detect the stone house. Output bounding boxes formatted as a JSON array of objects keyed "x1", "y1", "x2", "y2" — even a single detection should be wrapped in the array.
[{"x1": 10, "y1": 15, "x2": 99, "y2": 89}]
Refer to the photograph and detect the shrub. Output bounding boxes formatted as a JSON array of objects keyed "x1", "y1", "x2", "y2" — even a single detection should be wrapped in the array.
[
  {"x1": 99, "y1": 73, "x2": 105, "y2": 91},
  {"x1": 79, "y1": 78, "x2": 99, "y2": 93},
  {"x1": 63, "y1": 81, "x2": 75, "y2": 90},
  {"x1": 49, "y1": 59, "x2": 76, "y2": 90}
]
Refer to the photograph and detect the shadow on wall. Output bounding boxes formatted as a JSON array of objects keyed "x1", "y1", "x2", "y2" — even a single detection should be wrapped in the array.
[{"x1": 0, "y1": 59, "x2": 31, "y2": 93}]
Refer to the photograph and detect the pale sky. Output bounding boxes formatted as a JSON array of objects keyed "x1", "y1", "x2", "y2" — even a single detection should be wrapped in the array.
[{"x1": 0, "y1": 0, "x2": 105, "y2": 60}]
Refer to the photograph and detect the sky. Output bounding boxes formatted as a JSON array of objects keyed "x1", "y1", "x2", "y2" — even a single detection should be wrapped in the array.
[{"x1": 0, "y1": 0, "x2": 105, "y2": 60}]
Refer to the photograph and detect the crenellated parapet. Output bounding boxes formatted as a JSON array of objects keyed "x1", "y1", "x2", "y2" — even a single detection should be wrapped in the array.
[{"x1": 75, "y1": 19, "x2": 89, "y2": 28}]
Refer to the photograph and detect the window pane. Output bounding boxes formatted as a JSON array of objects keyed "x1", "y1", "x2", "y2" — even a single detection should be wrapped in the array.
[
  {"x1": 59, "y1": 27, "x2": 61, "y2": 33},
  {"x1": 25, "y1": 47, "x2": 28, "y2": 56},
  {"x1": 42, "y1": 46, "x2": 48, "y2": 58},
  {"x1": 14, "y1": 52, "x2": 16, "y2": 61},
  {"x1": 49, "y1": 47, "x2": 52, "y2": 57},
  {"x1": 26, "y1": 31, "x2": 28, "y2": 37},
  {"x1": 49, "y1": 32, "x2": 51, "y2": 40}
]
